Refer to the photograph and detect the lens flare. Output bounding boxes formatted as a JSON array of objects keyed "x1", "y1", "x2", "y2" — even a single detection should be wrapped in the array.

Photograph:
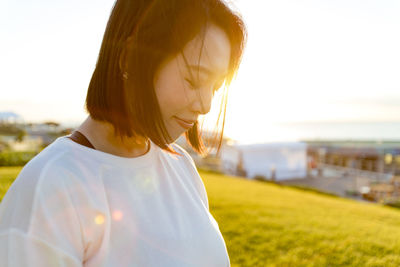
[
  {"x1": 112, "y1": 210, "x2": 123, "y2": 221},
  {"x1": 95, "y1": 214, "x2": 105, "y2": 225}
]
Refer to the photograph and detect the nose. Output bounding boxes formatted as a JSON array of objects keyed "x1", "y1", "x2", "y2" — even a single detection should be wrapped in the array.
[{"x1": 191, "y1": 86, "x2": 213, "y2": 115}]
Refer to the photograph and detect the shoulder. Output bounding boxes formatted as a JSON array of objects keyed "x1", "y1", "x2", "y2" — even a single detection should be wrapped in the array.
[
  {"x1": 1, "y1": 138, "x2": 97, "y2": 226},
  {"x1": 170, "y1": 143, "x2": 209, "y2": 210},
  {"x1": 170, "y1": 142, "x2": 200, "y2": 176},
  {"x1": 0, "y1": 141, "x2": 84, "y2": 231},
  {"x1": 9, "y1": 138, "x2": 93, "y2": 202},
  {"x1": 0, "y1": 149, "x2": 86, "y2": 262},
  {"x1": 171, "y1": 142, "x2": 197, "y2": 168}
]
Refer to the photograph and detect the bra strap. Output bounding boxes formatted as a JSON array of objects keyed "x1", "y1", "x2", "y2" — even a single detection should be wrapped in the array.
[{"x1": 68, "y1": 130, "x2": 95, "y2": 149}]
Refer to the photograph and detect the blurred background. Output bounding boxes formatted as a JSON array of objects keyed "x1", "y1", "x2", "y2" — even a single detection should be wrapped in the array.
[
  {"x1": 2, "y1": 1, "x2": 400, "y2": 265},
  {"x1": 2, "y1": 0, "x2": 400, "y2": 199},
  {"x1": 1, "y1": 0, "x2": 400, "y2": 142},
  {"x1": 2, "y1": 0, "x2": 400, "y2": 196}
]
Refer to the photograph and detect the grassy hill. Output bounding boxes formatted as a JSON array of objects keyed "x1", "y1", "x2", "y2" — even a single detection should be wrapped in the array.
[
  {"x1": 1, "y1": 167, "x2": 400, "y2": 266},
  {"x1": 200, "y1": 170, "x2": 400, "y2": 267},
  {"x1": 0, "y1": 166, "x2": 19, "y2": 202}
]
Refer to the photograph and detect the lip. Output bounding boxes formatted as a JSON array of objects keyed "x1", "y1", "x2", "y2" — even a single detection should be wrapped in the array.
[{"x1": 174, "y1": 116, "x2": 195, "y2": 129}]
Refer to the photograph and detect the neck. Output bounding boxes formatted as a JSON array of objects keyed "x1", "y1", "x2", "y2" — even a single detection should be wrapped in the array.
[{"x1": 76, "y1": 115, "x2": 150, "y2": 158}]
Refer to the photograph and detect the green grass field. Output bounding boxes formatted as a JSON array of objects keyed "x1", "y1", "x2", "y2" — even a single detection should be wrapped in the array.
[
  {"x1": 0, "y1": 166, "x2": 20, "y2": 202},
  {"x1": 201, "y1": 170, "x2": 400, "y2": 267},
  {"x1": 1, "y1": 167, "x2": 400, "y2": 266}
]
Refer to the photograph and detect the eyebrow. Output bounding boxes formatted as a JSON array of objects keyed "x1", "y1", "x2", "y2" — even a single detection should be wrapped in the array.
[{"x1": 188, "y1": 65, "x2": 228, "y2": 80}]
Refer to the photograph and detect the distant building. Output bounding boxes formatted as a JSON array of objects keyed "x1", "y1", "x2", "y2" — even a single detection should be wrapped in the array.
[
  {"x1": 0, "y1": 120, "x2": 67, "y2": 150},
  {"x1": 25, "y1": 122, "x2": 62, "y2": 133},
  {"x1": 306, "y1": 140, "x2": 400, "y2": 175},
  {"x1": 220, "y1": 142, "x2": 308, "y2": 181},
  {"x1": 0, "y1": 111, "x2": 24, "y2": 124},
  {"x1": 4, "y1": 136, "x2": 43, "y2": 152},
  {"x1": 363, "y1": 176, "x2": 400, "y2": 203},
  {"x1": 24, "y1": 122, "x2": 64, "y2": 146}
]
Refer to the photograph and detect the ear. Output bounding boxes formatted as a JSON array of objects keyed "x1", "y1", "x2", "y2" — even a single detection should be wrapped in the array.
[{"x1": 119, "y1": 36, "x2": 135, "y2": 73}]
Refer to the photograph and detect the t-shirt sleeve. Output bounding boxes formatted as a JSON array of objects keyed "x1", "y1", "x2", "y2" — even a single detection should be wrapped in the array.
[{"x1": 0, "y1": 161, "x2": 84, "y2": 266}]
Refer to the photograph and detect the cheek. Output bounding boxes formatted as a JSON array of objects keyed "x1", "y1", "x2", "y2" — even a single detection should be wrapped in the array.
[
  {"x1": 154, "y1": 60, "x2": 192, "y2": 117},
  {"x1": 157, "y1": 80, "x2": 189, "y2": 112}
]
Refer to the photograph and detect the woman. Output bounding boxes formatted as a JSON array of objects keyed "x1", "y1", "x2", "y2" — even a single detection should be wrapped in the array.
[{"x1": 0, "y1": 0, "x2": 246, "y2": 266}]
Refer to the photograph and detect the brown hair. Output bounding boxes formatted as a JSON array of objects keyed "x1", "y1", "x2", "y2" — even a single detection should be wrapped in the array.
[{"x1": 85, "y1": 0, "x2": 247, "y2": 157}]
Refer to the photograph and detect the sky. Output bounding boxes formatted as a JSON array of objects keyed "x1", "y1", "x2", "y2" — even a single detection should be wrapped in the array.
[{"x1": 1, "y1": 0, "x2": 400, "y2": 143}]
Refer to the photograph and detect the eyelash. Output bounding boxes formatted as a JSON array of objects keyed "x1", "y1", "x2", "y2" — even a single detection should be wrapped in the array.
[
  {"x1": 185, "y1": 78, "x2": 197, "y2": 89},
  {"x1": 185, "y1": 78, "x2": 222, "y2": 93}
]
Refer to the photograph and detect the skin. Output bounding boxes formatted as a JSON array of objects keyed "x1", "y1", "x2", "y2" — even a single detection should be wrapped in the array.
[{"x1": 77, "y1": 23, "x2": 231, "y2": 157}]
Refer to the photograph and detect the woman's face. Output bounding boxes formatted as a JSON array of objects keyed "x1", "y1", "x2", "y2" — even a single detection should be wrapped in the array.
[{"x1": 153, "y1": 24, "x2": 231, "y2": 143}]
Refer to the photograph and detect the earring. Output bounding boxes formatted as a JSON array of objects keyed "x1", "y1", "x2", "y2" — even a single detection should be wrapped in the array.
[{"x1": 122, "y1": 71, "x2": 129, "y2": 80}]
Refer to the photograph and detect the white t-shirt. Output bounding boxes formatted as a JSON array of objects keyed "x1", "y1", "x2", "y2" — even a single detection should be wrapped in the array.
[{"x1": 0, "y1": 136, "x2": 230, "y2": 266}]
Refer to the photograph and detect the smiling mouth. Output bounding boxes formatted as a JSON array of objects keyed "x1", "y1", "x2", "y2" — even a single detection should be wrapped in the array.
[{"x1": 174, "y1": 117, "x2": 194, "y2": 129}]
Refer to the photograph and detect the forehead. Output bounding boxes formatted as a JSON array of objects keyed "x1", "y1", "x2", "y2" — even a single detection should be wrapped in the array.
[{"x1": 179, "y1": 24, "x2": 231, "y2": 76}]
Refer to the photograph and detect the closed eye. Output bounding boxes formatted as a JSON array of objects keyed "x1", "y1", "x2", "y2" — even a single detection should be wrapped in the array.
[
  {"x1": 185, "y1": 78, "x2": 197, "y2": 89},
  {"x1": 185, "y1": 78, "x2": 224, "y2": 93}
]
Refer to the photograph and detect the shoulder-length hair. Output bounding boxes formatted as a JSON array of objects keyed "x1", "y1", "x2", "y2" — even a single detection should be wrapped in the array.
[{"x1": 85, "y1": 0, "x2": 247, "y2": 157}]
